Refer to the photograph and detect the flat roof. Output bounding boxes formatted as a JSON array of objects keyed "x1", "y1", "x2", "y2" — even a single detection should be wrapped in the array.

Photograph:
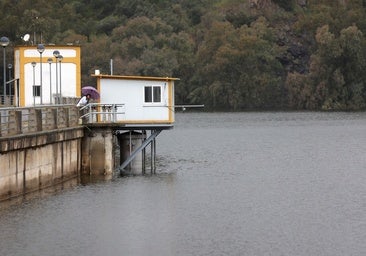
[
  {"x1": 14, "y1": 44, "x2": 81, "y2": 49},
  {"x1": 84, "y1": 123, "x2": 174, "y2": 130},
  {"x1": 92, "y1": 74, "x2": 180, "y2": 81}
]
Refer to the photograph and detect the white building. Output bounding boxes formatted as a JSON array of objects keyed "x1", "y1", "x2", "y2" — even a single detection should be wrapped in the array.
[
  {"x1": 14, "y1": 45, "x2": 81, "y2": 106},
  {"x1": 93, "y1": 74, "x2": 179, "y2": 125}
]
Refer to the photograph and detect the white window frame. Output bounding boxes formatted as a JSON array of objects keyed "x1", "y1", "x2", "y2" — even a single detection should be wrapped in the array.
[{"x1": 144, "y1": 85, "x2": 162, "y2": 104}]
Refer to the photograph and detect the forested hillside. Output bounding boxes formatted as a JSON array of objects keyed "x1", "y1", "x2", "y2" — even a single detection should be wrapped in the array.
[{"x1": 1, "y1": 0, "x2": 366, "y2": 110}]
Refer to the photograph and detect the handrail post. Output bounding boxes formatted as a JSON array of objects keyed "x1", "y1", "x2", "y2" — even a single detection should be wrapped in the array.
[
  {"x1": 88, "y1": 104, "x2": 92, "y2": 123},
  {"x1": 107, "y1": 105, "x2": 111, "y2": 122},
  {"x1": 113, "y1": 104, "x2": 117, "y2": 122},
  {"x1": 102, "y1": 105, "x2": 106, "y2": 122}
]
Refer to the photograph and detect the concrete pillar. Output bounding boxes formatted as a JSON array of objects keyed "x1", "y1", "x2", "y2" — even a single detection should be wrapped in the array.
[
  {"x1": 81, "y1": 127, "x2": 114, "y2": 177},
  {"x1": 118, "y1": 131, "x2": 146, "y2": 175},
  {"x1": 29, "y1": 109, "x2": 42, "y2": 132},
  {"x1": 64, "y1": 108, "x2": 70, "y2": 127},
  {"x1": 44, "y1": 108, "x2": 57, "y2": 130},
  {"x1": 56, "y1": 108, "x2": 67, "y2": 129},
  {"x1": 8, "y1": 110, "x2": 22, "y2": 135},
  {"x1": 67, "y1": 107, "x2": 79, "y2": 127}
]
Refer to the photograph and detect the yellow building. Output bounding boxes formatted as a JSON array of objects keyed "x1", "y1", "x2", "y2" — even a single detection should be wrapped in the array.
[{"x1": 13, "y1": 45, "x2": 81, "y2": 106}]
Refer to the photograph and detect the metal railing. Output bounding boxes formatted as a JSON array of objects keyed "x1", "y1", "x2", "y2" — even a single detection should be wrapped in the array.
[
  {"x1": 79, "y1": 103, "x2": 125, "y2": 124},
  {"x1": 0, "y1": 95, "x2": 16, "y2": 106}
]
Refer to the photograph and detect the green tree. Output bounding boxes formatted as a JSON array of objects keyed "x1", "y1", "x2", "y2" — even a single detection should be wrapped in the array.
[
  {"x1": 190, "y1": 17, "x2": 285, "y2": 110},
  {"x1": 287, "y1": 24, "x2": 366, "y2": 110}
]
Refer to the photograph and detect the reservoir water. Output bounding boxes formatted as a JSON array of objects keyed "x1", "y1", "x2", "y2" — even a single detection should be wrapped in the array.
[{"x1": 0, "y1": 112, "x2": 365, "y2": 256}]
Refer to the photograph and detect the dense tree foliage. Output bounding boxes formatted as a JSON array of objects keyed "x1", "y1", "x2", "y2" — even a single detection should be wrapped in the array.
[{"x1": 1, "y1": 0, "x2": 366, "y2": 110}]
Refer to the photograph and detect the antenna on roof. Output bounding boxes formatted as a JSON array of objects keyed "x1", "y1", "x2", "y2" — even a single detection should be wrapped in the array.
[{"x1": 110, "y1": 59, "x2": 113, "y2": 75}]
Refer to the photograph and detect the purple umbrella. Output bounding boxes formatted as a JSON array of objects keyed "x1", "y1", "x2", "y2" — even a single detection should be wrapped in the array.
[{"x1": 81, "y1": 86, "x2": 100, "y2": 100}]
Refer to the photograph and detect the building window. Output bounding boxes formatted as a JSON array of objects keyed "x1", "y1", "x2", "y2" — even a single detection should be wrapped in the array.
[
  {"x1": 144, "y1": 86, "x2": 161, "y2": 103},
  {"x1": 33, "y1": 85, "x2": 40, "y2": 97}
]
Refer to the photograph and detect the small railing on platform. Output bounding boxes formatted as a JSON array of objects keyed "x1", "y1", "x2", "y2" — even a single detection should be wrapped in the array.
[
  {"x1": 0, "y1": 95, "x2": 17, "y2": 107},
  {"x1": 79, "y1": 103, "x2": 125, "y2": 124}
]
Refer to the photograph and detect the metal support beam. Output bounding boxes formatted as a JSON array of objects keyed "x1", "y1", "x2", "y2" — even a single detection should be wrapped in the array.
[{"x1": 119, "y1": 129, "x2": 162, "y2": 173}]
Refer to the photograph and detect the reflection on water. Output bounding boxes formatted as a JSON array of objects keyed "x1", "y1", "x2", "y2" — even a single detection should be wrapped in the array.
[
  {"x1": 1, "y1": 112, "x2": 366, "y2": 256},
  {"x1": 0, "y1": 178, "x2": 80, "y2": 211}
]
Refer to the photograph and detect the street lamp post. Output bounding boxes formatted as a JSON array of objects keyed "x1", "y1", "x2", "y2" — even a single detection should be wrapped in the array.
[
  {"x1": 58, "y1": 55, "x2": 63, "y2": 104},
  {"x1": 53, "y1": 50, "x2": 60, "y2": 103},
  {"x1": 47, "y1": 58, "x2": 53, "y2": 104},
  {"x1": 7, "y1": 63, "x2": 12, "y2": 104},
  {"x1": 32, "y1": 62, "x2": 36, "y2": 106},
  {"x1": 37, "y1": 44, "x2": 45, "y2": 104},
  {"x1": 0, "y1": 36, "x2": 10, "y2": 105}
]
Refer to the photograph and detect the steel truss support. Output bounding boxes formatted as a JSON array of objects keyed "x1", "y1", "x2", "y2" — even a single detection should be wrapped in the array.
[{"x1": 118, "y1": 129, "x2": 162, "y2": 173}]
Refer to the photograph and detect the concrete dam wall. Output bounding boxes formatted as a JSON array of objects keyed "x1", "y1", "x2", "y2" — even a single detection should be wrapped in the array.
[{"x1": 0, "y1": 105, "x2": 83, "y2": 201}]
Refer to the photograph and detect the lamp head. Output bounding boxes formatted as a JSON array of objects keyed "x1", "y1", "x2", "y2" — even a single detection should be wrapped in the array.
[
  {"x1": 0, "y1": 36, "x2": 10, "y2": 47},
  {"x1": 31, "y1": 62, "x2": 36, "y2": 67},
  {"x1": 53, "y1": 50, "x2": 60, "y2": 58},
  {"x1": 37, "y1": 44, "x2": 45, "y2": 54}
]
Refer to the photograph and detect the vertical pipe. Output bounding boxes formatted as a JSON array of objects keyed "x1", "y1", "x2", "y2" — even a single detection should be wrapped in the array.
[
  {"x1": 32, "y1": 63, "x2": 36, "y2": 106},
  {"x1": 150, "y1": 131, "x2": 153, "y2": 174},
  {"x1": 110, "y1": 59, "x2": 113, "y2": 75},
  {"x1": 58, "y1": 55, "x2": 63, "y2": 103},
  {"x1": 15, "y1": 79, "x2": 19, "y2": 107},
  {"x1": 39, "y1": 53, "x2": 42, "y2": 104},
  {"x1": 153, "y1": 137, "x2": 156, "y2": 174},
  {"x1": 142, "y1": 147, "x2": 145, "y2": 175},
  {"x1": 0, "y1": 37, "x2": 9, "y2": 105},
  {"x1": 129, "y1": 131, "x2": 132, "y2": 170},
  {"x1": 142, "y1": 130, "x2": 146, "y2": 175},
  {"x1": 55, "y1": 58, "x2": 58, "y2": 104},
  {"x1": 59, "y1": 59, "x2": 62, "y2": 103},
  {"x1": 37, "y1": 44, "x2": 45, "y2": 105},
  {"x1": 7, "y1": 64, "x2": 12, "y2": 105},
  {"x1": 48, "y1": 59, "x2": 52, "y2": 104},
  {"x1": 3, "y1": 46, "x2": 6, "y2": 103}
]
